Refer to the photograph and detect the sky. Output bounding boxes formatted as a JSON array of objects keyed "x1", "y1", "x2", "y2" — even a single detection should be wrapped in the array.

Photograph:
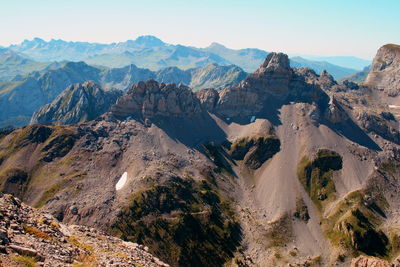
[{"x1": 1, "y1": 0, "x2": 399, "y2": 59}]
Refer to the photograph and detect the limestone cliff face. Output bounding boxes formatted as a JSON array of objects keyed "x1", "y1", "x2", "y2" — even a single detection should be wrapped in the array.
[
  {"x1": 30, "y1": 81, "x2": 122, "y2": 125},
  {"x1": 110, "y1": 80, "x2": 203, "y2": 119},
  {"x1": 366, "y1": 44, "x2": 400, "y2": 96}
]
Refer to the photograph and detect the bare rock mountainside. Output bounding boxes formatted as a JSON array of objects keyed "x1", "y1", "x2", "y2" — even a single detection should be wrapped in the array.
[{"x1": 0, "y1": 45, "x2": 399, "y2": 267}]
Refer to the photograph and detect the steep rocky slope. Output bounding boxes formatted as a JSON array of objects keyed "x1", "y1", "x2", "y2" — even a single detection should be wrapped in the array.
[
  {"x1": 0, "y1": 193, "x2": 168, "y2": 266},
  {"x1": 30, "y1": 81, "x2": 122, "y2": 125},
  {"x1": 0, "y1": 48, "x2": 399, "y2": 267}
]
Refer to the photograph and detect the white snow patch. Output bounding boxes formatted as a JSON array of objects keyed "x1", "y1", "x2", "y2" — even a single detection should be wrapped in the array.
[
  {"x1": 250, "y1": 116, "x2": 256, "y2": 123},
  {"x1": 389, "y1": 105, "x2": 400, "y2": 109},
  {"x1": 116, "y1": 172, "x2": 128, "y2": 191}
]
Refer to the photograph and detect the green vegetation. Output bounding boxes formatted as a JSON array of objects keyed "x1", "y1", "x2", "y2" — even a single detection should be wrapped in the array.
[
  {"x1": 11, "y1": 255, "x2": 38, "y2": 267},
  {"x1": 297, "y1": 150, "x2": 394, "y2": 257},
  {"x1": 230, "y1": 136, "x2": 280, "y2": 169},
  {"x1": 112, "y1": 176, "x2": 241, "y2": 267},
  {"x1": 324, "y1": 190, "x2": 389, "y2": 257},
  {"x1": 297, "y1": 149, "x2": 342, "y2": 209}
]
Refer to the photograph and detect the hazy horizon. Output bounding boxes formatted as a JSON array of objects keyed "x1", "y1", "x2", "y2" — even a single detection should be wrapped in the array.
[{"x1": 1, "y1": 0, "x2": 399, "y2": 59}]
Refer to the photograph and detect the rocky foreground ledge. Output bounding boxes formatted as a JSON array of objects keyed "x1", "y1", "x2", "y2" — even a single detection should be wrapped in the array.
[{"x1": 0, "y1": 193, "x2": 169, "y2": 267}]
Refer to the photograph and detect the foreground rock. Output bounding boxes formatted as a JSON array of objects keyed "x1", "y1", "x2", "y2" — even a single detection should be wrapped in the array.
[{"x1": 0, "y1": 193, "x2": 169, "y2": 266}]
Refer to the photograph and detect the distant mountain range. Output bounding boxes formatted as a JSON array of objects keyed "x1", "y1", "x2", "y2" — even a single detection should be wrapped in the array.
[
  {"x1": 5, "y1": 36, "x2": 368, "y2": 79},
  {"x1": 289, "y1": 54, "x2": 371, "y2": 70},
  {"x1": 0, "y1": 61, "x2": 246, "y2": 127}
]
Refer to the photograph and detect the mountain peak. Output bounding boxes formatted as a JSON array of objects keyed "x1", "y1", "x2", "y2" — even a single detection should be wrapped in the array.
[
  {"x1": 133, "y1": 35, "x2": 164, "y2": 47},
  {"x1": 33, "y1": 37, "x2": 45, "y2": 43},
  {"x1": 254, "y1": 52, "x2": 290, "y2": 77},
  {"x1": 208, "y1": 42, "x2": 227, "y2": 49}
]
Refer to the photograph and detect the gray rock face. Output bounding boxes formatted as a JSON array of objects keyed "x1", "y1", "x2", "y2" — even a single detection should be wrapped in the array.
[
  {"x1": 210, "y1": 52, "x2": 329, "y2": 118},
  {"x1": 366, "y1": 44, "x2": 400, "y2": 96},
  {"x1": 30, "y1": 81, "x2": 122, "y2": 125},
  {"x1": 111, "y1": 80, "x2": 202, "y2": 119}
]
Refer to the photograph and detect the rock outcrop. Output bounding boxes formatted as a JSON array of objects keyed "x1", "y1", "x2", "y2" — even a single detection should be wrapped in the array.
[
  {"x1": 366, "y1": 44, "x2": 400, "y2": 96},
  {"x1": 0, "y1": 193, "x2": 168, "y2": 266},
  {"x1": 110, "y1": 80, "x2": 202, "y2": 119},
  {"x1": 30, "y1": 81, "x2": 122, "y2": 125}
]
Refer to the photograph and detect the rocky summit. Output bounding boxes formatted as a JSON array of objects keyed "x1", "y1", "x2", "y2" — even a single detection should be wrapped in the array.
[
  {"x1": 201, "y1": 52, "x2": 329, "y2": 118},
  {"x1": 0, "y1": 45, "x2": 399, "y2": 267}
]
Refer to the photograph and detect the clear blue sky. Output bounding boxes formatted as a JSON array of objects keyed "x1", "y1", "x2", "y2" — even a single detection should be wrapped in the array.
[{"x1": 1, "y1": 0, "x2": 399, "y2": 59}]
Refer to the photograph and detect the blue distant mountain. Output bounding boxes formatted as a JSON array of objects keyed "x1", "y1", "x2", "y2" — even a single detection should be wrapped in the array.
[
  {"x1": 6, "y1": 35, "x2": 361, "y2": 79},
  {"x1": 289, "y1": 54, "x2": 370, "y2": 70}
]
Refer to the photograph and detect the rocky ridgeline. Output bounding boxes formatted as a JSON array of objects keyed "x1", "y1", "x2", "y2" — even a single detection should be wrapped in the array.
[
  {"x1": 201, "y1": 52, "x2": 330, "y2": 118},
  {"x1": 366, "y1": 44, "x2": 400, "y2": 96},
  {"x1": 110, "y1": 79, "x2": 202, "y2": 119},
  {"x1": 0, "y1": 193, "x2": 169, "y2": 267},
  {"x1": 30, "y1": 81, "x2": 122, "y2": 125}
]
